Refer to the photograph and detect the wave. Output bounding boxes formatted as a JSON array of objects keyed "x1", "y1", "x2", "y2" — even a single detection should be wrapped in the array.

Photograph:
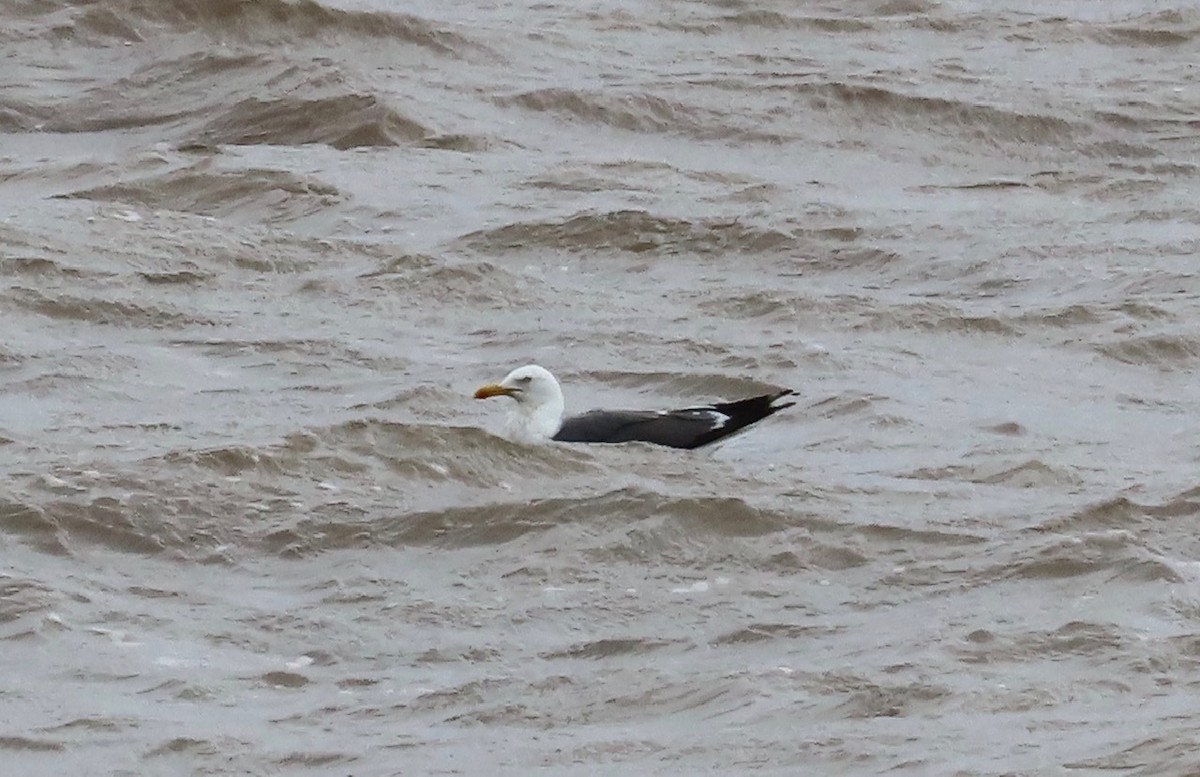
[
  {"x1": 901, "y1": 459, "x2": 1080, "y2": 488},
  {"x1": 7, "y1": 287, "x2": 213, "y2": 328},
  {"x1": 155, "y1": 421, "x2": 596, "y2": 503},
  {"x1": 361, "y1": 255, "x2": 544, "y2": 311},
  {"x1": 458, "y1": 209, "x2": 796, "y2": 256},
  {"x1": 59, "y1": 166, "x2": 341, "y2": 223},
  {"x1": 954, "y1": 620, "x2": 1130, "y2": 666},
  {"x1": 832, "y1": 677, "x2": 952, "y2": 720},
  {"x1": 0, "y1": 735, "x2": 64, "y2": 753},
  {"x1": 718, "y1": 10, "x2": 876, "y2": 34},
  {"x1": 0, "y1": 96, "x2": 47, "y2": 132},
  {"x1": 794, "y1": 82, "x2": 1081, "y2": 147},
  {"x1": 1000, "y1": 300, "x2": 1174, "y2": 334},
  {"x1": 257, "y1": 487, "x2": 793, "y2": 557},
  {"x1": 194, "y1": 94, "x2": 449, "y2": 150},
  {"x1": 709, "y1": 622, "x2": 834, "y2": 645},
  {"x1": 564, "y1": 676, "x2": 757, "y2": 725},
  {"x1": 497, "y1": 88, "x2": 700, "y2": 134},
  {"x1": 38, "y1": 51, "x2": 273, "y2": 134},
  {"x1": 541, "y1": 637, "x2": 685, "y2": 660},
  {"x1": 977, "y1": 490, "x2": 1200, "y2": 585},
  {"x1": 0, "y1": 497, "x2": 68, "y2": 556},
  {"x1": 1094, "y1": 11, "x2": 1200, "y2": 47},
  {"x1": 1096, "y1": 334, "x2": 1200, "y2": 368},
  {"x1": 0, "y1": 493, "x2": 167, "y2": 556},
  {"x1": 1002, "y1": 532, "x2": 1174, "y2": 582},
  {"x1": 1035, "y1": 490, "x2": 1200, "y2": 535},
  {"x1": 0, "y1": 254, "x2": 89, "y2": 279},
  {"x1": 27, "y1": 0, "x2": 481, "y2": 54},
  {"x1": 2, "y1": 420, "x2": 605, "y2": 558},
  {"x1": 31, "y1": 49, "x2": 484, "y2": 150},
  {"x1": 198, "y1": 93, "x2": 419, "y2": 147},
  {"x1": 855, "y1": 302, "x2": 1021, "y2": 336},
  {"x1": 1034, "y1": 496, "x2": 1143, "y2": 534},
  {"x1": 495, "y1": 87, "x2": 788, "y2": 143}
]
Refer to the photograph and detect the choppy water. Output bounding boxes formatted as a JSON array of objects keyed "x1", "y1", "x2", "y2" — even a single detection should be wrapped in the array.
[{"x1": 2, "y1": 1, "x2": 1200, "y2": 774}]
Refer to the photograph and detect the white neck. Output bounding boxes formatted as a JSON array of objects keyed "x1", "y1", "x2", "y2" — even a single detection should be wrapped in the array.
[{"x1": 505, "y1": 395, "x2": 564, "y2": 443}]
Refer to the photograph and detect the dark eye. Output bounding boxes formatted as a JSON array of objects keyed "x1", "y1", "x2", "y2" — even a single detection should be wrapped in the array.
[{"x1": 517, "y1": 376, "x2": 533, "y2": 385}]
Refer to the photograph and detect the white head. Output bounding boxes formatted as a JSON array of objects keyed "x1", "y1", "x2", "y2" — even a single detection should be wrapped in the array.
[{"x1": 473, "y1": 364, "x2": 565, "y2": 442}]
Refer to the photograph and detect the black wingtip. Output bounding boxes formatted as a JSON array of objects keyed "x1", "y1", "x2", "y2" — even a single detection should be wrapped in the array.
[{"x1": 765, "y1": 388, "x2": 796, "y2": 412}]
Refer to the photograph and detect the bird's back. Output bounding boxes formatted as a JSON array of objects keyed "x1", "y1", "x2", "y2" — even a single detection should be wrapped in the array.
[{"x1": 553, "y1": 389, "x2": 794, "y2": 449}]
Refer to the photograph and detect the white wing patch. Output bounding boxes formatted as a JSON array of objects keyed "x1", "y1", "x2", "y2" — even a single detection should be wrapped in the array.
[
  {"x1": 706, "y1": 410, "x2": 731, "y2": 429},
  {"x1": 676, "y1": 409, "x2": 728, "y2": 429},
  {"x1": 661, "y1": 408, "x2": 730, "y2": 430}
]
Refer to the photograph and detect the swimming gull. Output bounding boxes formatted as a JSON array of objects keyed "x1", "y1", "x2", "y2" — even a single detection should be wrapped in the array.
[{"x1": 473, "y1": 364, "x2": 794, "y2": 449}]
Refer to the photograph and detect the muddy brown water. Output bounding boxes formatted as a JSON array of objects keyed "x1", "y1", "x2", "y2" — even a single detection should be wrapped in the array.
[{"x1": 2, "y1": 1, "x2": 1200, "y2": 774}]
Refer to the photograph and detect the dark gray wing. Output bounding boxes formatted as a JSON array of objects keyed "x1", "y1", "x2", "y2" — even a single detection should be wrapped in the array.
[
  {"x1": 553, "y1": 389, "x2": 795, "y2": 449},
  {"x1": 554, "y1": 408, "x2": 724, "y2": 448}
]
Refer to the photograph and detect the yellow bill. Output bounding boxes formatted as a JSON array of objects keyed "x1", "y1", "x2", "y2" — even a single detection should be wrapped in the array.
[{"x1": 474, "y1": 383, "x2": 516, "y2": 399}]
